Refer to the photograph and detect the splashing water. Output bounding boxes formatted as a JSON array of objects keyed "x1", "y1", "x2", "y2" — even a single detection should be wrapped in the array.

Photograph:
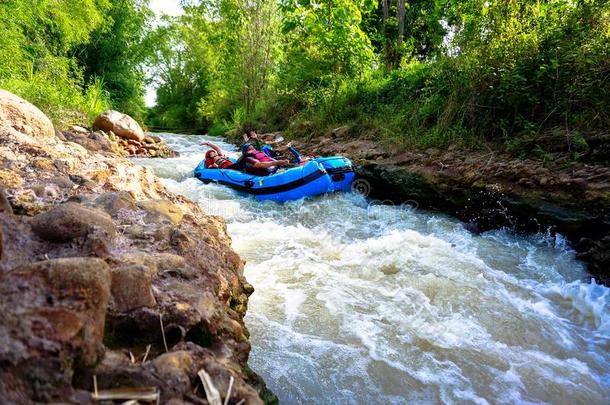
[{"x1": 135, "y1": 134, "x2": 610, "y2": 405}]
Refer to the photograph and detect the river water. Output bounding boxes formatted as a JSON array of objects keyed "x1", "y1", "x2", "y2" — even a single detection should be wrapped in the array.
[{"x1": 134, "y1": 133, "x2": 609, "y2": 405}]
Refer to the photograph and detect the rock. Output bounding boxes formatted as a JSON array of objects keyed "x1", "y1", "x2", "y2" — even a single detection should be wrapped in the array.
[
  {"x1": 139, "y1": 199, "x2": 184, "y2": 225},
  {"x1": 0, "y1": 169, "x2": 23, "y2": 188},
  {"x1": 93, "y1": 110, "x2": 145, "y2": 142},
  {"x1": 153, "y1": 351, "x2": 193, "y2": 379},
  {"x1": 0, "y1": 89, "x2": 55, "y2": 140},
  {"x1": 63, "y1": 131, "x2": 102, "y2": 151},
  {"x1": 150, "y1": 135, "x2": 162, "y2": 143},
  {"x1": 10, "y1": 189, "x2": 44, "y2": 215},
  {"x1": 70, "y1": 125, "x2": 90, "y2": 134},
  {"x1": 93, "y1": 191, "x2": 136, "y2": 215},
  {"x1": 144, "y1": 136, "x2": 156, "y2": 144},
  {"x1": 0, "y1": 188, "x2": 13, "y2": 214},
  {"x1": 152, "y1": 351, "x2": 195, "y2": 398},
  {"x1": 111, "y1": 264, "x2": 157, "y2": 312},
  {"x1": 31, "y1": 202, "x2": 117, "y2": 242},
  {"x1": 331, "y1": 126, "x2": 350, "y2": 138},
  {"x1": 2, "y1": 258, "x2": 111, "y2": 367},
  {"x1": 90, "y1": 130, "x2": 113, "y2": 152}
]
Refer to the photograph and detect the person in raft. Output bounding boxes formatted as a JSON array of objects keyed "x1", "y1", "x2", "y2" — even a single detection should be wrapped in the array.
[
  {"x1": 240, "y1": 143, "x2": 290, "y2": 175},
  {"x1": 200, "y1": 141, "x2": 236, "y2": 169},
  {"x1": 243, "y1": 128, "x2": 304, "y2": 164}
]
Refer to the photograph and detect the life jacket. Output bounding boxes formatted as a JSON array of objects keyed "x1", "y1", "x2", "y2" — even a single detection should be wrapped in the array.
[
  {"x1": 243, "y1": 150, "x2": 274, "y2": 175},
  {"x1": 205, "y1": 151, "x2": 233, "y2": 169}
]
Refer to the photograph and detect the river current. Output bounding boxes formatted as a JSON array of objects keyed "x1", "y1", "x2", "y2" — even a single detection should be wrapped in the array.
[{"x1": 133, "y1": 133, "x2": 609, "y2": 405}]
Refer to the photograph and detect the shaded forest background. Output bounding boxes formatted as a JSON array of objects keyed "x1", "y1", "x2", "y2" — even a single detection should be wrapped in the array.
[{"x1": 1, "y1": 0, "x2": 608, "y2": 160}]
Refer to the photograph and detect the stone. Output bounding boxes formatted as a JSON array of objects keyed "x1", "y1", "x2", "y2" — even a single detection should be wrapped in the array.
[
  {"x1": 111, "y1": 264, "x2": 157, "y2": 312},
  {"x1": 0, "y1": 169, "x2": 23, "y2": 188},
  {"x1": 152, "y1": 351, "x2": 194, "y2": 395},
  {"x1": 93, "y1": 191, "x2": 136, "y2": 215},
  {"x1": 89, "y1": 130, "x2": 113, "y2": 152},
  {"x1": 120, "y1": 252, "x2": 160, "y2": 276},
  {"x1": 63, "y1": 131, "x2": 102, "y2": 151},
  {"x1": 10, "y1": 189, "x2": 44, "y2": 215},
  {"x1": 0, "y1": 188, "x2": 12, "y2": 214},
  {"x1": 139, "y1": 199, "x2": 184, "y2": 225},
  {"x1": 153, "y1": 351, "x2": 194, "y2": 377},
  {"x1": 0, "y1": 89, "x2": 55, "y2": 140},
  {"x1": 5, "y1": 257, "x2": 111, "y2": 367},
  {"x1": 93, "y1": 110, "x2": 145, "y2": 142},
  {"x1": 31, "y1": 202, "x2": 117, "y2": 242},
  {"x1": 331, "y1": 126, "x2": 350, "y2": 138},
  {"x1": 70, "y1": 125, "x2": 90, "y2": 134},
  {"x1": 143, "y1": 136, "x2": 156, "y2": 144}
]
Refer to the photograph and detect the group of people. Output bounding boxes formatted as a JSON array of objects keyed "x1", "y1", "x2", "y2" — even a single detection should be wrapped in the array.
[{"x1": 202, "y1": 129, "x2": 308, "y2": 176}]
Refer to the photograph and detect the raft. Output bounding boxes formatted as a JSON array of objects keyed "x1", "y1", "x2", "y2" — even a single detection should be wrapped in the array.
[{"x1": 194, "y1": 156, "x2": 354, "y2": 202}]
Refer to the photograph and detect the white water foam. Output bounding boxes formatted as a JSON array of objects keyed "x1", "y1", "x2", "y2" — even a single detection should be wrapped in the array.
[{"x1": 137, "y1": 133, "x2": 610, "y2": 404}]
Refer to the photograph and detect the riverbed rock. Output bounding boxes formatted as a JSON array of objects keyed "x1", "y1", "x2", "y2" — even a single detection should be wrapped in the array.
[
  {"x1": 0, "y1": 257, "x2": 110, "y2": 400},
  {"x1": 0, "y1": 89, "x2": 55, "y2": 140},
  {"x1": 92, "y1": 191, "x2": 137, "y2": 215},
  {"x1": 0, "y1": 89, "x2": 269, "y2": 404},
  {"x1": 139, "y1": 199, "x2": 184, "y2": 225},
  {"x1": 111, "y1": 264, "x2": 157, "y2": 312},
  {"x1": 31, "y1": 202, "x2": 117, "y2": 242},
  {"x1": 63, "y1": 130, "x2": 102, "y2": 151},
  {"x1": 93, "y1": 110, "x2": 145, "y2": 142}
]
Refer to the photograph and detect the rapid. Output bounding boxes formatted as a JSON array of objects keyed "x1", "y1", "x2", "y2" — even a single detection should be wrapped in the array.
[{"x1": 133, "y1": 133, "x2": 610, "y2": 405}]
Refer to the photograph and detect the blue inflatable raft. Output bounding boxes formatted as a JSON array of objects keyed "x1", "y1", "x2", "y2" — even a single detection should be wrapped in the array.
[{"x1": 194, "y1": 156, "x2": 354, "y2": 202}]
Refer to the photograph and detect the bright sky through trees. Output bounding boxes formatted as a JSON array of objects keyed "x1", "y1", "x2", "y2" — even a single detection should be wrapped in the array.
[{"x1": 145, "y1": 0, "x2": 184, "y2": 106}]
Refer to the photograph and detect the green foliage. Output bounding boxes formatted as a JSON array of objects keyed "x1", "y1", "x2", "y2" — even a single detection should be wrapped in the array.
[
  {"x1": 0, "y1": 0, "x2": 113, "y2": 124},
  {"x1": 249, "y1": 0, "x2": 610, "y2": 158},
  {"x1": 77, "y1": 0, "x2": 155, "y2": 121},
  {"x1": 0, "y1": 0, "x2": 152, "y2": 126}
]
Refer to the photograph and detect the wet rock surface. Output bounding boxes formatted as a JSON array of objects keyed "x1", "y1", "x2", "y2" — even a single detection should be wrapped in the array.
[
  {"x1": 0, "y1": 90, "x2": 273, "y2": 404},
  {"x1": 291, "y1": 129, "x2": 610, "y2": 284}
]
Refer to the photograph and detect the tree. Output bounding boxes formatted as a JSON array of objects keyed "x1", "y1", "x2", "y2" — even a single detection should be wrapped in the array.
[{"x1": 77, "y1": 0, "x2": 155, "y2": 121}]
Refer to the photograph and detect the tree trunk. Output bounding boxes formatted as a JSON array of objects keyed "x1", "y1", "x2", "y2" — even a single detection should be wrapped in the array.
[
  {"x1": 397, "y1": 0, "x2": 405, "y2": 50},
  {"x1": 382, "y1": 0, "x2": 390, "y2": 71}
]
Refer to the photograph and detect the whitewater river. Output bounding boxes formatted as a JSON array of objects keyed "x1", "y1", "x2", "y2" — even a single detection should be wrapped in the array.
[{"x1": 134, "y1": 133, "x2": 609, "y2": 405}]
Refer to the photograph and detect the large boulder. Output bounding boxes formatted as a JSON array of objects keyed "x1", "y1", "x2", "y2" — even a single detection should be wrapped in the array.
[
  {"x1": 0, "y1": 89, "x2": 55, "y2": 140},
  {"x1": 93, "y1": 110, "x2": 145, "y2": 142},
  {"x1": 31, "y1": 202, "x2": 117, "y2": 242},
  {"x1": 0, "y1": 257, "x2": 111, "y2": 401}
]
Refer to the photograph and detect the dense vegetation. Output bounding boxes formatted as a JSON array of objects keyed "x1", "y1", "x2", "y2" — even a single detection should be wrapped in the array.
[
  {"x1": 0, "y1": 0, "x2": 152, "y2": 124},
  {"x1": 149, "y1": 0, "x2": 609, "y2": 159},
  {"x1": 1, "y1": 0, "x2": 608, "y2": 158}
]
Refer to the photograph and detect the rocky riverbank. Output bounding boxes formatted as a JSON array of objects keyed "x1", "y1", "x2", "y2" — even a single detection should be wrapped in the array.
[
  {"x1": 0, "y1": 90, "x2": 273, "y2": 404},
  {"x1": 289, "y1": 127, "x2": 610, "y2": 284}
]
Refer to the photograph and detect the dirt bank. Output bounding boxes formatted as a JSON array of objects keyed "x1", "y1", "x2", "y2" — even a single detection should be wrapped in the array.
[
  {"x1": 290, "y1": 127, "x2": 610, "y2": 284},
  {"x1": 0, "y1": 89, "x2": 274, "y2": 404}
]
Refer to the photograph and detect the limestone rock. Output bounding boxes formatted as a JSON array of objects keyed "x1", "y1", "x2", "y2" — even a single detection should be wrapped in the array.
[
  {"x1": 0, "y1": 169, "x2": 23, "y2": 188},
  {"x1": 93, "y1": 191, "x2": 137, "y2": 215},
  {"x1": 90, "y1": 130, "x2": 113, "y2": 151},
  {"x1": 111, "y1": 264, "x2": 157, "y2": 312},
  {"x1": 139, "y1": 199, "x2": 184, "y2": 225},
  {"x1": 63, "y1": 131, "x2": 101, "y2": 151},
  {"x1": 0, "y1": 89, "x2": 54, "y2": 140},
  {"x1": 0, "y1": 188, "x2": 12, "y2": 215},
  {"x1": 0, "y1": 257, "x2": 111, "y2": 368},
  {"x1": 31, "y1": 202, "x2": 116, "y2": 242},
  {"x1": 93, "y1": 110, "x2": 145, "y2": 142}
]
